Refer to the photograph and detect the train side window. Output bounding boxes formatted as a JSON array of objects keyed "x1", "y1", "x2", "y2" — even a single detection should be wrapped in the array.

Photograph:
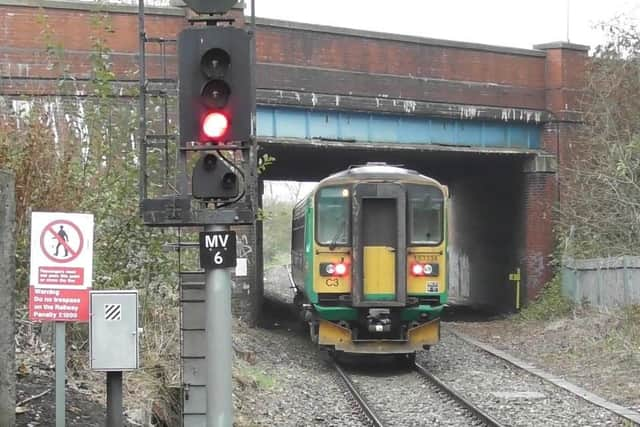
[
  {"x1": 408, "y1": 185, "x2": 444, "y2": 245},
  {"x1": 316, "y1": 186, "x2": 350, "y2": 246}
]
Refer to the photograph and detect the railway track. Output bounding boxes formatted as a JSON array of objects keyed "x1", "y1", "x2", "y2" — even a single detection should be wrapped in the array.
[
  {"x1": 414, "y1": 362, "x2": 504, "y2": 427},
  {"x1": 332, "y1": 358, "x2": 506, "y2": 427},
  {"x1": 333, "y1": 361, "x2": 385, "y2": 427},
  {"x1": 449, "y1": 330, "x2": 640, "y2": 426}
]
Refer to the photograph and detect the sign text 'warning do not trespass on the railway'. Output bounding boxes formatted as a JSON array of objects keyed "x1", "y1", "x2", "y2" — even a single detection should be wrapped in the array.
[{"x1": 29, "y1": 212, "x2": 94, "y2": 322}]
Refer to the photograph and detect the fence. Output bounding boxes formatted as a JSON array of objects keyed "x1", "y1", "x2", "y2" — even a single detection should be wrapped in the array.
[{"x1": 562, "y1": 257, "x2": 640, "y2": 309}]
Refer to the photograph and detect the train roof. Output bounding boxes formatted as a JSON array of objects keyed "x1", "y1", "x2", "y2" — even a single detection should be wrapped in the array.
[
  {"x1": 319, "y1": 162, "x2": 443, "y2": 187},
  {"x1": 293, "y1": 163, "x2": 446, "y2": 214}
]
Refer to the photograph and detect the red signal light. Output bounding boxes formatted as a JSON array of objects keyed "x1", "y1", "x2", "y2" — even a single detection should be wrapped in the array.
[
  {"x1": 411, "y1": 263, "x2": 425, "y2": 276},
  {"x1": 202, "y1": 112, "x2": 229, "y2": 140},
  {"x1": 334, "y1": 263, "x2": 347, "y2": 276}
]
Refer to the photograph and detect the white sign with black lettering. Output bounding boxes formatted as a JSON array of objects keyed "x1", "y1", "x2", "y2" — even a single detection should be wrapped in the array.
[{"x1": 200, "y1": 230, "x2": 237, "y2": 269}]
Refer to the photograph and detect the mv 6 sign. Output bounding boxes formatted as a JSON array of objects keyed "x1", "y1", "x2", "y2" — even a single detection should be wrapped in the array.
[{"x1": 200, "y1": 230, "x2": 237, "y2": 269}]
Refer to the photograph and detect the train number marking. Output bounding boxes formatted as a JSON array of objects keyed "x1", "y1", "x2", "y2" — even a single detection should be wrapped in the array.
[
  {"x1": 325, "y1": 278, "x2": 339, "y2": 287},
  {"x1": 416, "y1": 255, "x2": 438, "y2": 262},
  {"x1": 426, "y1": 281, "x2": 439, "y2": 293}
]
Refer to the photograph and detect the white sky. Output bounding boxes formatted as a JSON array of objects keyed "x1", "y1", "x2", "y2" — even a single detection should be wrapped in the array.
[
  {"x1": 249, "y1": 0, "x2": 639, "y2": 51},
  {"x1": 91, "y1": 1, "x2": 638, "y2": 50}
]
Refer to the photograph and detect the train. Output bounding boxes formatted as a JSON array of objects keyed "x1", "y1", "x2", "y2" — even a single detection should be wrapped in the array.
[{"x1": 290, "y1": 162, "x2": 449, "y2": 360}]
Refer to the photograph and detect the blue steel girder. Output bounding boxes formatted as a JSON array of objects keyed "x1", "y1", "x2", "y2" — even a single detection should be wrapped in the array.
[{"x1": 256, "y1": 106, "x2": 541, "y2": 150}]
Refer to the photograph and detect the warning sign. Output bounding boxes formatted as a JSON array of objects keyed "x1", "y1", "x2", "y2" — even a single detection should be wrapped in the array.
[
  {"x1": 29, "y1": 212, "x2": 94, "y2": 323},
  {"x1": 40, "y1": 219, "x2": 84, "y2": 263}
]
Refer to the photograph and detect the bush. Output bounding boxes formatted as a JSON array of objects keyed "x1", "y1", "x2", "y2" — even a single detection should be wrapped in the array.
[{"x1": 519, "y1": 274, "x2": 574, "y2": 321}]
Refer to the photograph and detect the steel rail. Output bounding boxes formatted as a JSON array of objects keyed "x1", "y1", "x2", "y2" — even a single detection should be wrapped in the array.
[
  {"x1": 415, "y1": 362, "x2": 506, "y2": 427},
  {"x1": 332, "y1": 361, "x2": 385, "y2": 427}
]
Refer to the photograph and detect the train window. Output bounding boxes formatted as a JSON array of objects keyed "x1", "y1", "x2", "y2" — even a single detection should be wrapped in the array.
[
  {"x1": 316, "y1": 186, "x2": 350, "y2": 246},
  {"x1": 408, "y1": 185, "x2": 444, "y2": 245}
]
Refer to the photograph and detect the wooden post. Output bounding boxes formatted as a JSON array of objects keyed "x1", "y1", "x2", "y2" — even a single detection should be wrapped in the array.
[{"x1": 0, "y1": 170, "x2": 16, "y2": 427}]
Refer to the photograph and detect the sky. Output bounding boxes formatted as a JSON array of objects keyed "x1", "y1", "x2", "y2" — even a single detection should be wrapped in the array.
[
  {"x1": 246, "y1": 0, "x2": 639, "y2": 51},
  {"x1": 91, "y1": 1, "x2": 638, "y2": 51}
]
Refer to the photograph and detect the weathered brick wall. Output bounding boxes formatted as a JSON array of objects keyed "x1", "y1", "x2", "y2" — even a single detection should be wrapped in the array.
[
  {"x1": 521, "y1": 171, "x2": 556, "y2": 300},
  {"x1": 1, "y1": 3, "x2": 181, "y2": 96},
  {"x1": 255, "y1": 22, "x2": 546, "y2": 87},
  {"x1": 524, "y1": 43, "x2": 588, "y2": 298},
  {"x1": 2, "y1": 3, "x2": 548, "y2": 106}
]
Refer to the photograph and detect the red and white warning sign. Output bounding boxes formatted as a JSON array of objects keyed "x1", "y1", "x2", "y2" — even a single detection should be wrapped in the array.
[{"x1": 29, "y1": 212, "x2": 94, "y2": 322}]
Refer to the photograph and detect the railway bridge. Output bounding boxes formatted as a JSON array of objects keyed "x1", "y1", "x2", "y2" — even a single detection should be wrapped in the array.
[{"x1": 0, "y1": 1, "x2": 588, "y2": 314}]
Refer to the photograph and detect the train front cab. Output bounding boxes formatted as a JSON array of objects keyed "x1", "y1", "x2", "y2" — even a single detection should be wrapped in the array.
[{"x1": 306, "y1": 178, "x2": 447, "y2": 355}]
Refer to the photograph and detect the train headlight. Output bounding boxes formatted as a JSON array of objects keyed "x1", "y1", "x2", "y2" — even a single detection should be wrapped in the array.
[
  {"x1": 410, "y1": 262, "x2": 439, "y2": 277},
  {"x1": 325, "y1": 264, "x2": 336, "y2": 275},
  {"x1": 320, "y1": 262, "x2": 349, "y2": 277}
]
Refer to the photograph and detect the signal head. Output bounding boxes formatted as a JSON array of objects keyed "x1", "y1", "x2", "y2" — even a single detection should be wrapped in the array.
[
  {"x1": 201, "y1": 48, "x2": 230, "y2": 79},
  {"x1": 202, "y1": 112, "x2": 229, "y2": 140}
]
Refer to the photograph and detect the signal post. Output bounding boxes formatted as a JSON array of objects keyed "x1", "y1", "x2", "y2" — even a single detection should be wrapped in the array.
[
  {"x1": 179, "y1": 5, "x2": 250, "y2": 425},
  {"x1": 139, "y1": 0, "x2": 255, "y2": 425}
]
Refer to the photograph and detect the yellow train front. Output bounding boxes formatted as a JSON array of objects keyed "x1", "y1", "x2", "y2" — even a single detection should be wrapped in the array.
[{"x1": 291, "y1": 163, "x2": 448, "y2": 357}]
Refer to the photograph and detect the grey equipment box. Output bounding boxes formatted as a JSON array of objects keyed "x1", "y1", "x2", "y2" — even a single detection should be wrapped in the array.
[{"x1": 90, "y1": 290, "x2": 139, "y2": 371}]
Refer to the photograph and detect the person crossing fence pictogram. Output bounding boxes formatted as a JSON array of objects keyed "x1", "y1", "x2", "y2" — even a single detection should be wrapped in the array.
[{"x1": 53, "y1": 225, "x2": 69, "y2": 257}]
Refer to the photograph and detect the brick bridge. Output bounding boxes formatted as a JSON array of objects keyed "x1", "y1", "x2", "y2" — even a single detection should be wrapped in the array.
[{"x1": 0, "y1": 1, "x2": 588, "y2": 313}]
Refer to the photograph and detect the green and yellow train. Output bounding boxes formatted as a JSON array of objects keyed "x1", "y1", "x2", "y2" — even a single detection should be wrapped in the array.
[{"x1": 290, "y1": 163, "x2": 448, "y2": 358}]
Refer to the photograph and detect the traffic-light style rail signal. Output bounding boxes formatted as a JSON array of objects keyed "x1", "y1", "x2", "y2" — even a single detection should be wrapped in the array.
[
  {"x1": 192, "y1": 153, "x2": 241, "y2": 200},
  {"x1": 179, "y1": 26, "x2": 251, "y2": 146}
]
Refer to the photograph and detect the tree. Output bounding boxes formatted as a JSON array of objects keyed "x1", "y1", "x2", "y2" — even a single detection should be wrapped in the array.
[{"x1": 559, "y1": 19, "x2": 640, "y2": 257}]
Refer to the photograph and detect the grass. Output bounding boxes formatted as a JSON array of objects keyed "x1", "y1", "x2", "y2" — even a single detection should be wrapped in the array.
[
  {"x1": 518, "y1": 274, "x2": 574, "y2": 321},
  {"x1": 607, "y1": 304, "x2": 640, "y2": 355},
  {"x1": 239, "y1": 366, "x2": 276, "y2": 390}
]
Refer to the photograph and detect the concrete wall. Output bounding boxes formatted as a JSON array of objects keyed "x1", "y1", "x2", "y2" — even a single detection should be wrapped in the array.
[
  {"x1": 562, "y1": 257, "x2": 640, "y2": 309},
  {"x1": 445, "y1": 159, "x2": 524, "y2": 310}
]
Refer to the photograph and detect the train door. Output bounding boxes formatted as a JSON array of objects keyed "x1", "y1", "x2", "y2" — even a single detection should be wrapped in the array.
[{"x1": 352, "y1": 183, "x2": 407, "y2": 307}]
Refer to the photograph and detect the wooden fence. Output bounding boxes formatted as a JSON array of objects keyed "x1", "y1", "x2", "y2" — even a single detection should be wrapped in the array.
[{"x1": 562, "y1": 257, "x2": 640, "y2": 309}]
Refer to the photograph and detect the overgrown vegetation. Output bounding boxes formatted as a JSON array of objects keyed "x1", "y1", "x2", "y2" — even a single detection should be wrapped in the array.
[
  {"x1": 262, "y1": 182, "x2": 308, "y2": 268},
  {"x1": 518, "y1": 274, "x2": 574, "y2": 321},
  {"x1": 1, "y1": 11, "x2": 179, "y2": 421},
  {"x1": 558, "y1": 19, "x2": 640, "y2": 258},
  {"x1": 529, "y1": 18, "x2": 640, "y2": 330}
]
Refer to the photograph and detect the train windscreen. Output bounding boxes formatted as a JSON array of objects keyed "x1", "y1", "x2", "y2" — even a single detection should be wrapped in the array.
[
  {"x1": 408, "y1": 185, "x2": 444, "y2": 245},
  {"x1": 316, "y1": 186, "x2": 350, "y2": 246}
]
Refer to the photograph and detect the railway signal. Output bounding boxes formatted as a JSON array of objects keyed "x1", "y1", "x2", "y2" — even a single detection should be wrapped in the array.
[
  {"x1": 192, "y1": 153, "x2": 240, "y2": 200},
  {"x1": 178, "y1": 26, "x2": 251, "y2": 146}
]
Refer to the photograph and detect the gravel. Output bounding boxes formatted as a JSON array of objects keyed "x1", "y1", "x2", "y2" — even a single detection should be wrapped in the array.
[
  {"x1": 232, "y1": 300, "x2": 365, "y2": 425},
  {"x1": 419, "y1": 330, "x2": 627, "y2": 426},
  {"x1": 452, "y1": 314, "x2": 640, "y2": 413},
  {"x1": 234, "y1": 267, "x2": 632, "y2": 426},
  {"x1": 339, "y1": 356, "x2": 487, "y2": 426},
  {"x1": 263, "y1": 265, "x2": 297, "y2": 304}
]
